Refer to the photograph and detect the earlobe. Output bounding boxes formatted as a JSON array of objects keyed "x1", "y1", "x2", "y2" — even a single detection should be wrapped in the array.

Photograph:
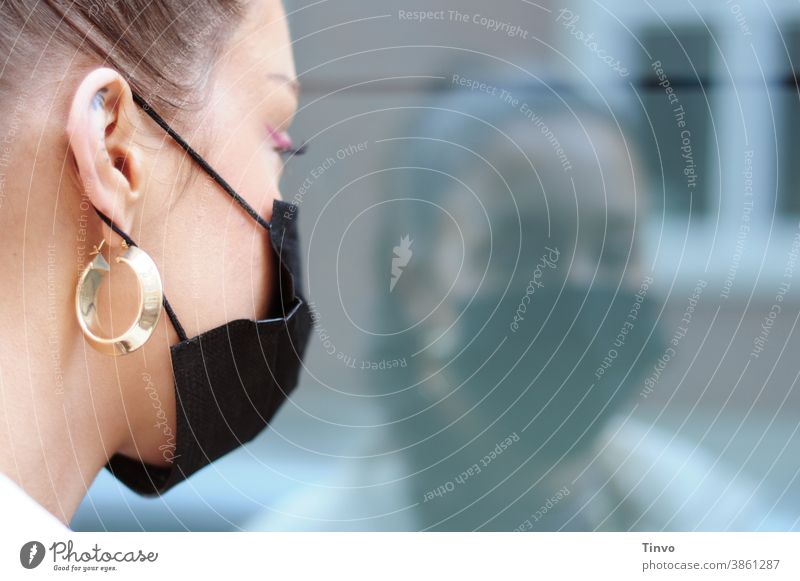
[{"x1": 66, "y1": 68, "x2": 143, "y2": 237}]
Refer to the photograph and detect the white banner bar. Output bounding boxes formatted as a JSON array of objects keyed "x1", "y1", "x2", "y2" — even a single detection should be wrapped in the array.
[{"x1": 2, "y1": 532, "x2": 799, "y2": 580}]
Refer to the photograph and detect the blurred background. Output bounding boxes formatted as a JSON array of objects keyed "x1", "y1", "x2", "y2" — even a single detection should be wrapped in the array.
[{"x1": 74, "y1": 0, "x2": 800, "y2": 531}]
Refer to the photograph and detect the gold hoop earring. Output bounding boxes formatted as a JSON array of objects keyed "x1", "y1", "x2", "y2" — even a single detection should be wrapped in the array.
[{"x1": 75, "y1": 240, "x2": 163, "y2": 356}]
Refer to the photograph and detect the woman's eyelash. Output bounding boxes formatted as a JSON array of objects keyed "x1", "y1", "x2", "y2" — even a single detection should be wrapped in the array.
[
  {"x1": 277, "y1": 143, "x2": 308, "y2": 157},
  {"x1": 267, "y1": 125, "x2": 306, "y2": 157}
]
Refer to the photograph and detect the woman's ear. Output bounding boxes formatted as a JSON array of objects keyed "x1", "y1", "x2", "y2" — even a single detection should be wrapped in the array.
[{"x1": 66, "y1": 67, "x2": 143, "y2": 240}]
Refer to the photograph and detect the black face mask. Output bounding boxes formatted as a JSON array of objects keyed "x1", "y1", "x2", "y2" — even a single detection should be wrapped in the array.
[{"x1": 99, "y1": 92, "x2": 313, "y2": 496}]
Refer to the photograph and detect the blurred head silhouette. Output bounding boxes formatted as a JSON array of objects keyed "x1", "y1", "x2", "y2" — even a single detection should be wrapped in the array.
[{"x1": 371, "y1": 65, "x2": 661, "y2": 530}]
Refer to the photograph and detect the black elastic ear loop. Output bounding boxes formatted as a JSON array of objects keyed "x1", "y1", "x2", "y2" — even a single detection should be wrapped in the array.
[
  {"x1": 94, "y1": 208, "x2": 189, "y2": 343},
  {"x1": 130, "y1": 91, "x2": 271, "y2": 231}
]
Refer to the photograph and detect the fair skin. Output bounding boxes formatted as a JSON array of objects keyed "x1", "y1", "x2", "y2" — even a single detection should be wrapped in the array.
[{"x1": 0, "y1": 0, "x2": 298, "y2": 525}]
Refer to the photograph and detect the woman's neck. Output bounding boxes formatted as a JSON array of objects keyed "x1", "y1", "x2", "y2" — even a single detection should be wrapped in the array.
[{"x1": 0, "y1": 205, "x2": 128, "y2": 526}]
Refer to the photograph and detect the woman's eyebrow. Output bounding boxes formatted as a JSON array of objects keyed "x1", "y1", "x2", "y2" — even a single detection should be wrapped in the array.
[{"x1": 266, "y1": 73, "x2": 301, "y2": 99}]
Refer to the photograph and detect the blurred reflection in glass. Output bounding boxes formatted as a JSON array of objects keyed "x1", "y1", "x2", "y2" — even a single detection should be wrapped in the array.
[{"x1": 369, "y1": 68, "x2": 663, "y2": 531}]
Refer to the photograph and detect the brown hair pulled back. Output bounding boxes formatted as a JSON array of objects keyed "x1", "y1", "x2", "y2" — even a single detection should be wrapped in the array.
[{"x1": 0, "y1": 0, "x2": 245, "y2": 119}]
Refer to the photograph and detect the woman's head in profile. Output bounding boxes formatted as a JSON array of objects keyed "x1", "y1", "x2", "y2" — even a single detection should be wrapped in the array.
[{"x1": 0, "y1": 0, "x2": 312, "y2": 525}]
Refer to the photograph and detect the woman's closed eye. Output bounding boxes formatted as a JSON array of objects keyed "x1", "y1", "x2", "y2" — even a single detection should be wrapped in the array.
[
  {"x1": 277, "y1": 142, "x2": 307, "y2": 157},
  {"x1": 267, "y1": 125, "x2": 307, "y2": 157}
]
